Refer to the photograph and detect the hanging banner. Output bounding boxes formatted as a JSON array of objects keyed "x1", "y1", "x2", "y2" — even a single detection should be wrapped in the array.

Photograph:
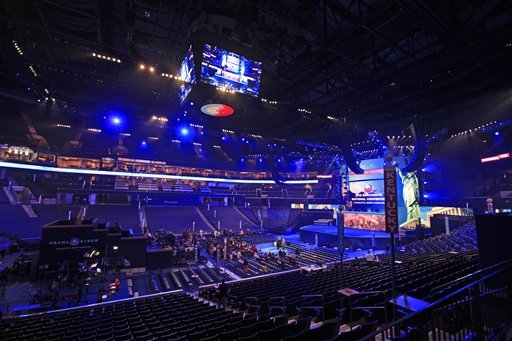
[{"x1": 384, "y1": 165, "x2": 398, "y2": 233}]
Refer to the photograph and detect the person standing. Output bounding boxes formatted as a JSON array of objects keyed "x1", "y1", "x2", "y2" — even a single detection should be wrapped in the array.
[
  {"x1": 218, "y1": 279, "x2": 229, "y2": 310},
  {"x1": 243, "y1": 258, "x2": 249, "y2": 273}
]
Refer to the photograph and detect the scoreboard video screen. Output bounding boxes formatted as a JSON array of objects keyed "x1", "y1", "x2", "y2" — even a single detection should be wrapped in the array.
[
  {"x1": 201, "y1": 43, "x2": 262, "y2": 97},
  {"x1": 178, "y1": 45, "x2": 195, "y2": 103}
]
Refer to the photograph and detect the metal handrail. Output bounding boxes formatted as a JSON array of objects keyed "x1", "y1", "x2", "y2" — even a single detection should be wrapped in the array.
[{"x1": 360, "y1": 262, "x2": 512, "y2": 340}]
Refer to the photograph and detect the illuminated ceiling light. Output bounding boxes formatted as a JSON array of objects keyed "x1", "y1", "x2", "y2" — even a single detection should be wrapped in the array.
[
  {"x1": 92, "y1": 52, "x2": 121, "y2": 63},
  {"x1": 139, "y1": 64, "x2": 145, "y2": 70},
  {"x1": 28, "y1": 65, "x2": 38, "y2": 77},
  {"x1": 149, "y1": 66, "x2": 155, "y2": 72},
  {"x1": 12, "y1": 40, "x2": 23, "y2": 56}
]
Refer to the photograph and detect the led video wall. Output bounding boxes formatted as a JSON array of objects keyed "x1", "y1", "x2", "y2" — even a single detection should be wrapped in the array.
[
  {"x1": 178, "y1": 45, "x2": 195, "y2": 103},
  {"x1": 348, "y1": 158, "x2": 408, "y2": 226},
  {"x1": 344, "y1": 212, "x2": 386, "y2": 231},
  {"x1": 201, "y1": 43, "x2": 262, "y2": 97}
]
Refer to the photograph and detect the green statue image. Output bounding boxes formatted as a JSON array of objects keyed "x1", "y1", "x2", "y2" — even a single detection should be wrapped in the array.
[{"x1": 397, "y1": 168, "x2": 420, "y2": 222}]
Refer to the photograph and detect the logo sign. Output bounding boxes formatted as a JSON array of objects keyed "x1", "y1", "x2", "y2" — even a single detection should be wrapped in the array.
[
  {"x1": 384, "y1": 165, "x2": 398, "y2": 233},
  {"x1": 70, "y1": 237, "x2": 80, "y2": 246}
]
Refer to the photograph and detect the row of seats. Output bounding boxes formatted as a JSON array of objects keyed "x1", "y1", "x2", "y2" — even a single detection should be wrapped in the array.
[
  {"x1": 0, "y1": 204, "x2": 80, "y2": 239},
  {"x1": 84, "y1": 205, "x2": 140, "y2": 230},
  {"x1": 145, "y1": 206, "x2": 214, "y2": 234},
  {"x1": 148, "y1": 266, "x2": 230, "y2": 292},
  {"x1": 225, "y1": 251, "x2": 479, "y2": 318},
  {"x1": 200, "y1": 206, "x2": 258, "y2": 231},
  {"x1": 403, "y1": 225, "x2": 477, "y2": 254}
]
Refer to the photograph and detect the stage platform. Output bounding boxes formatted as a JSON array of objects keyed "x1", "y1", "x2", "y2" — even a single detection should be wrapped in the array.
[{"x1": 299, "y1": 225, "x2": 416, "y2": 249}]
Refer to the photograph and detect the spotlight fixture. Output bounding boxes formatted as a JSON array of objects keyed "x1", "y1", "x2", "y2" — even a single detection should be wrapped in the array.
[{"x1": 139, "y1": 64, "x2": 145, "y2": 70}]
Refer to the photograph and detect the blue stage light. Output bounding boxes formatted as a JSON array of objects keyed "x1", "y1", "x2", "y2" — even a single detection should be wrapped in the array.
[
  {"x1": 241, "y1": 158, "x2": 244, "y2": 162},
  {"x1": 259, "y1": 158, "x2": 263, "y2": 162},
  {"x1": 190, "y1": 102, "x2": 194, "y2": 106},
  {"x1": 111, "y1": 116, "x2": 121, "y2": 125},
  {"x1": 180, "y1": 127, "x2": 189, "y2": 136},
  {"x1": 222, "y1": 136, "x2": 227, "y2": 141},
  {"x1": 495, "y1": 131, "x2": 500, "y2": 136}
]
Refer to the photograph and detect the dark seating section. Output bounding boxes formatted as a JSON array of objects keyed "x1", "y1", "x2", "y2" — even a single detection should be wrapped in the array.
[
  {"x1": 85, "y1": 205, "x2": 140, "y2": 229},
  {"x1": 32, "y1": 204, "x2": 81, "y2": 224},
  {"x1": 145, "y1": 206, "x2": 214, "y2": 234},
  {"x1": 148, "y1": 266, "x2": 230, "y2": 292},
  {"x1": 0, "y1": 205, "x2": 44, "y2": 239},
  {"x1": 403, "y1": 225, "x2": 477, "y2": 254},
  {"x1": 253, "y1": 207, "x2": 293, "y2": 230},
  {"x1": 0, "y1": 204, "x2": 80, "y2": 239},
  {"x1": 0, "y1": 249, "x2": 480, "y2": 340},
  {"x1": 0, "y1": 292, "x2": 297, "y2": 341},
  {"x1": 238, "y1": 207, "x2": 259, "y2": 225},
  {"x1": 0, "y1": 186, "x2": 10, "y2": 203},
  {"x1": 201, "y1": 206, "x2": 258, "y2": 231},
  {"x1": 226, "y1": 251, "x2": 479, "y2": 322}
]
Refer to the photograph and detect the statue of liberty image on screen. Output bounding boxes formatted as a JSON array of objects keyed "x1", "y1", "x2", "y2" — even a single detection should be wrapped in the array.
[{"x1": 397, "y1": 168, "x2": 421, "y2": 222}]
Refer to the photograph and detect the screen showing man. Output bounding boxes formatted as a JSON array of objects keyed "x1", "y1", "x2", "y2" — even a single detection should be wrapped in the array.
[{"x1": 201, "y1": 44, "x2": 262, "y2": 96}]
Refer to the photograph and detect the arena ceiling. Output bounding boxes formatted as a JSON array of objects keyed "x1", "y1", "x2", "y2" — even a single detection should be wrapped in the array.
[{"x1": 0, "y1": 0, "x2": 511, "y2": 137}]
